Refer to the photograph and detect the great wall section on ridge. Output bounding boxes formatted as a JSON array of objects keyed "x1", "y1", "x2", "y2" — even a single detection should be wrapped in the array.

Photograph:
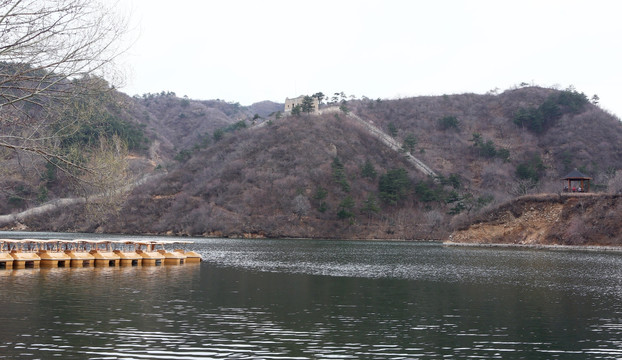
[
  {"x1": 319, "y1": 106, "x2": 437, "y2": 177},
  {"x1": 1, "y1": 104, "x2": 439, "y2": 229}
]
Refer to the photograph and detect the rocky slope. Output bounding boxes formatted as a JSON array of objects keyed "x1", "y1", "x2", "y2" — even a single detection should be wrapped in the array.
[{"x1": 447, "y1": 193, "x2": 622, "y2": 246}]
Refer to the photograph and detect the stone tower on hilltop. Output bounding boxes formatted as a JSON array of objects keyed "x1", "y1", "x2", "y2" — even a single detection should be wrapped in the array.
[{"x1": 284, "y1": 95, "x2": 319, "y2": 114}]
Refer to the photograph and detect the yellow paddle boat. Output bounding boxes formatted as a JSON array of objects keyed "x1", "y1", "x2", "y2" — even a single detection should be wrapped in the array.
[
  {"x1": 135, "y1": 241, "x2": 165, "y2": 266},
  {"x1": 7, "y1": 239, "x2": 41, "y2": 269},
  {"x1": 152, "y1": 241, "x2": 187, "y2": 265},
  {"x1": 113, "y1": 240, "x2": 143, "y2": 266},
  {"x1": 37, "y1": 239, "x2": 72, "y2": 268},
  {"x1": 0, "y1": 239, "x2": 15, "y2": 269},
  {"x1": 86, "y1": 240, "x2": 121, "y2": 267},
  {"x1": 63, "y1": 240, "x2": 95, "y2": 267},
  {"x1": 172, "y1": 241, "x2": 202, "y2": 263}
]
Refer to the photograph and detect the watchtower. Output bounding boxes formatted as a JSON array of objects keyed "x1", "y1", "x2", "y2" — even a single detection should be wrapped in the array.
[{"x1": 284, "y1": 95, "x2": 319, "y2": 114}]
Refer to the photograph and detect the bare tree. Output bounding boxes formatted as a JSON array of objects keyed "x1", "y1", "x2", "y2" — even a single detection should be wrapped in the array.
[
  {"x1": 607, "y1": 170, "x2": 622, "y2": 194},
  {"x1": 508, "y1": 178, "x2": 539, "y2": 197},
  {"x1": 81, "y1": 134, "x2": 129, "y2": 221},
  {"x1": 0, "y1": 0, "x2": 128, "y2": 170},
  {"x1": 291, "y1": 194, "x2": 310, "y2": 220},
  {"x1": 425, "y1": 210, "x2": 444, "y2": 238}
]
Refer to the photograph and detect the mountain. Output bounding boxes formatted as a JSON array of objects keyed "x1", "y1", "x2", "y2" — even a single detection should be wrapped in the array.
[
  {"x1": 247, "y1": 100, "x2": 283, "y2": 118},
  {"x1": 5, "y1": 85, "x2": 622, "y2": 240}
]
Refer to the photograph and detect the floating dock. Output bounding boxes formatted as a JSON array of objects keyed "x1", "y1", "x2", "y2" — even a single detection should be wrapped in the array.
[{"x1": 0, "y1": 239, "x2": 202, "y2": 269}]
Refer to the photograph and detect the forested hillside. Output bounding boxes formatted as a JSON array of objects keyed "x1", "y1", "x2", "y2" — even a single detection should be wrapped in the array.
[
  {"x1": 0, "y1": 87, "x2": 281, "y2": 217},
  {"x1": 13, "y1": 85, "x2": 622, "y2": 239}
]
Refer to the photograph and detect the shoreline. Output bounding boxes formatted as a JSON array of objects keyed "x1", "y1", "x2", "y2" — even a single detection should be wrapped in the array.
[{"x1": 443, "y1": 241, "x2": 622, "y2": 253}]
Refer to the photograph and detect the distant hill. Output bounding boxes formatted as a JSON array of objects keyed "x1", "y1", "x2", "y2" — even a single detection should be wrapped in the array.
[
  {"x1": 248, "y1": 101, "x2": 283, "y2": 118},
  {"x1": 7, "y1": 86, "x2": 622, "y2": 240}
]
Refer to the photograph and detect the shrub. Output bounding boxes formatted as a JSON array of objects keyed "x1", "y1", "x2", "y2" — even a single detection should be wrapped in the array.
[
  {"x1": 437, "y1": 173, "x2": 462, "y2": 189},
  {"x1": 496, "y1": 148, "x2": 511, "y2": 162},
  {"x1": 515, "y1": 154, "x2": 545, "y2": 182},
  {"x1": 379, "y1": 168, "x2": 410, "y2": 205},
  {"x1": 513, "y1": 107, "x2": 545, "y2": 133},
  {"x1": 387, "y1": 122, "x2": 398, "y2": 137},
  {"x1": 557, "y1": 89, "x2": 589, "y2": 113},
  {"x1": 360, "y1": 193, "x2": 380, "y2": 217},
  {"x1": 313, "y1": 186, "x2": 328, "y2": 200},
  {"x1": 226, "y1": 121, "x2": 247, "y2": 132},
  {"x1": 60, "y1": 113, "x2": 150, "y2": 151},
  {"x1": 470, "y1": 133, "x2": 508, "y2": 160},
  {"x1": 213, "y1": 128, "x2": 224, "y2": 141},
  {"x1": 339, "y1": 103, "x2": 350, "y2": 114},
  {"x1": 174, "y1": 149, "x2": 192, "y2": 163},
  {"x1": 212, "y1": 121, "x2": 247, "y2": 142},
  {"x1": 361, "y1": 159, "x2": 377, "y2": 180},
  {"x1": 37, "y1": 185, "x2": 48, "y2": 203},
  {"x1": 513, "y1": 89, "x2": 588, "y2": 134},
  {"x1": 438, "y1": 115, "x2": 460, "y2": 131},
  {"x1": 402, "y1": 133, "x2": 417, "y2": 153},
  {"x1": 414, "y1": 180, "x2": 443, "y2": 203},
  {"x1": 449, "y1": 174, "x2": 462, "y2": 188},
  {"x1": 337, "y1": 195, "x2": 355, "y2": 220},
  {"x1": 8, "y1": 196, "x2": 24, "y2": 208}
]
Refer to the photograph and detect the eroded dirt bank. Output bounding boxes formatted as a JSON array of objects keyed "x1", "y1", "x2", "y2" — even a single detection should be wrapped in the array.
[{"x1": 447, "y1": 193, "x2": 622, "y2": 246}]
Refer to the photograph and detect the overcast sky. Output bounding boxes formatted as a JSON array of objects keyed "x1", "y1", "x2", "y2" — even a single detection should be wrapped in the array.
[{"x1": 111, "y1": 0, "x2": 622, "y2": 117}]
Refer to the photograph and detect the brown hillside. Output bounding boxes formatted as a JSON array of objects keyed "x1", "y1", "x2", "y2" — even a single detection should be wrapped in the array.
[
  {"x1": 58, "y1": 112, "x2": 438, "y2": 239},
  {"x1": 8, "y1": 86, "x2": 622, "y2": 240},
  {"x1": 349, "y1": 87, "x2": 622, "y2": 196}
]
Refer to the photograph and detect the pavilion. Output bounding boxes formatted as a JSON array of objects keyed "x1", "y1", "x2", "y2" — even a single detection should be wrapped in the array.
[{"x1": 563, "y1": 169, "x2": 591, "y2": 192}]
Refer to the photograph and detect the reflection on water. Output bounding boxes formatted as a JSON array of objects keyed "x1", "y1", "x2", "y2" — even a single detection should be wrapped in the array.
[{"x1": 2, "y1": 234, "x2": 622, "y2": 359}]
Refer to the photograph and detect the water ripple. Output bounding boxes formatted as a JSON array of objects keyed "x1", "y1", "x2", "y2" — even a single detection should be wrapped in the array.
[{"x1": 3, "y1": 238, "x2": 622, "y2": 359}]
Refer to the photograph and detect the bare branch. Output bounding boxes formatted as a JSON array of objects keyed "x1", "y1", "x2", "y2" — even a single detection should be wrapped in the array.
[{"x1": 0, "y1": 0, "x2": 129, "y2": 187}]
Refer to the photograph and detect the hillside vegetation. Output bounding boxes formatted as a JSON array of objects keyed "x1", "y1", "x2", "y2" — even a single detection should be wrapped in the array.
[
  {"x1": 5, "y1": 85, "x2": 622, "y2": 240},
  {"x1": 0, "y1": 89, "x2": 280, "y2": 216}
]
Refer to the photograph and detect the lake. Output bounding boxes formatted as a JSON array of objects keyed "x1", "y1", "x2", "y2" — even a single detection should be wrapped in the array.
[{"x1": 1, "y1": 232, "x2": 622, "y2": 359}]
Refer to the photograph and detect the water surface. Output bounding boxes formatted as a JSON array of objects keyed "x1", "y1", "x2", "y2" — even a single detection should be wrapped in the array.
[{"x1": 1, "y1": 234, "x2": 622, "y2": 359}]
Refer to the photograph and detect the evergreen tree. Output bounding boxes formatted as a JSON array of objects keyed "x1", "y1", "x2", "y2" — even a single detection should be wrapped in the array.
[
  {"x1": 337, "y1": 195, "x2": 355, "y2": 220},
  {"x1": 402, "y1": 133, "x2": 417, "y2": 153},
  {"x1": 313, "y1": 92, "x2": 325, "y2": 104},
  {"x1": 301, "y1": 96, "x2": 315, "y2": 113},
  {"x1": 360, "y1": 193, "x2": 380, "y2": 221},
  {"x1": 438, "y1": 115, "x2": 460, "y2": 131},
  {"x1": 361, "y1": 159, "x2": 377, "y2": 180},
  {"x1": 291, "y1": 104, "x2": 302, "y2": 116},
  {"x1": 378, "y1": 168, "x2": 410, "y2": 205},
  {"x1": 387, "y1": 122, "x2": 398, "y2": 137},
  {"x1": 332, "y1": 157, "x2": 350, "y2": 192}
]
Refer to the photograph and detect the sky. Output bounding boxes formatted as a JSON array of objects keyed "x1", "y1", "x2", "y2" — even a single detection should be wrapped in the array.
[{"x1": 110, "y1": 0, "x2": 622, "y2": 117}]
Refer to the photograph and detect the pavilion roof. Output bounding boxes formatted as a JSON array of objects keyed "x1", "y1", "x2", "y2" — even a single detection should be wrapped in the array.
[{"x1": 563, "y1": 169, "x2": 592, "y2": 180}]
